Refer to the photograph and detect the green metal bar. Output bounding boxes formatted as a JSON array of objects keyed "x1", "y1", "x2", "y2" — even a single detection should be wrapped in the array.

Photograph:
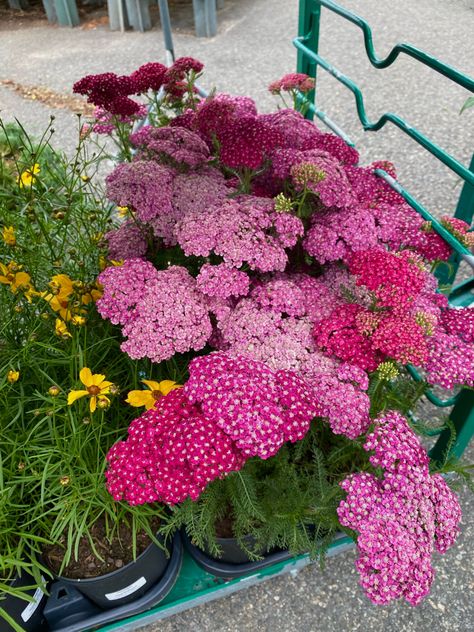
[
  {"x1": 449, "y1": 277, "x2": 474, "y2": 307},
  {"x1": 294, "y1": 0, "x2": 474, "y2": 462},
  {"x1": 297, "y1": 0, "x2": 319, "y2": 116},
  {"x1": 406, "y1": 365, "x2": 460, "y2": 408},
  {"x1": 374, "y1": 169, "x2": 474, "y2": 263},
  {"x1": 435, "y1": 153, "x2": 474, "y2": 286},
  {"x1": 293, "y1": 38, "x2": 474, "y2": 188},
  {"x1": 430, "y1": 389, "x2": 474, "y2": 462},
  {"x1": 313, "y1": 0, "x2": 474, "y2": 91}
]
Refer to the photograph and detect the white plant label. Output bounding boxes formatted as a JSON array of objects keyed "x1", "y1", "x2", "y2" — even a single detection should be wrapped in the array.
[
  {"x1": 21, "y1": 583, "x2": 45, "y2": 623},
  {"x1": 105, "y1": 576, "x2": 147, "y2": 601}
]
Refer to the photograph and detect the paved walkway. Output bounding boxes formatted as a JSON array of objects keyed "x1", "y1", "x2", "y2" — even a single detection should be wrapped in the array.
[{"x1": 1, "y1": 1, "x2": 473, "y2": 630}]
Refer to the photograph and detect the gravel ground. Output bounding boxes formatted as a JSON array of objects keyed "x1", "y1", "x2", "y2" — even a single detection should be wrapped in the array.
[{"x1": 1, "y1": 1, "x2": 473, "y2": 631}]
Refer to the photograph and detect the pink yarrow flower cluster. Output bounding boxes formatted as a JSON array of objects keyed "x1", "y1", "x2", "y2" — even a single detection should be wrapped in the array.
[
  {"x1": 105, "y1": 220, "x2": 148, "y2": 261},
  {"x1": 314, "y1": 249, "x2": 441, "y2": 369},
  {"x1": 97, "y1": 260, "x2": 213, "y2": 362},
  {"x1": 176, "y1": 195, "x2": 304, "y2": 272},
  {"x1": 105, "y1": 388, "x2": 245, "y2": 505},
  {"x1": 196, "y1": 263, "x2": 250, "y2": 300},
  {"x1": 338, "y1": 411, "x2": 462, "y2": 606},
  {"x1": 130, "y1": 125, "x2": 211, "y2": 168},
  {"x1": 185, "y1": 353, "x2": 319, "y2": 458}
]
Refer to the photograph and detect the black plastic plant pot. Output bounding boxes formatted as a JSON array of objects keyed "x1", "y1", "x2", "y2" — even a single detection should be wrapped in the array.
[
  {"x1": 54, "y1": 532, "x2": 171, "y2": 610},
  {"x1": 182, "y1": 531, "x2": 295, "y2": 579},
  {"x1": 44, "y1": 532, "x2": 183, "y2": 632},
  {"x1": 205, "y1": 534, "x2": 263, "y2": 564},
  {"x1": 1, "y1": 571, "x2": 49, "y2": 632}
]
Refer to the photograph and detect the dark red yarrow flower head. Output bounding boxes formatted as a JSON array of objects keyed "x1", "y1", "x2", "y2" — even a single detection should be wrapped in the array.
[
  {"x1": 131, "y1": 62, "x2": 167, "y2": 93},
  {"x1": 164, "y1": 57, "x2": 204, "y2": 83},
  {"x1": 73, "y1": 72, "x2": 137, "y2": 110},
  {"x1": 108, "y1": 95, "x2": 142, "y2": 117}
]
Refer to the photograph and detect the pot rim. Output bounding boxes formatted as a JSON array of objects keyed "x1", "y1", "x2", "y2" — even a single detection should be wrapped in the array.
[{"x1": 46, "y1": 531, "x2": 168, "y2": 585}]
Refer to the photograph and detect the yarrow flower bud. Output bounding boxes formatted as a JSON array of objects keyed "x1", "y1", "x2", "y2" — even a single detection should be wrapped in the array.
[
  {"x1": 376, "y1": 361, "x2": 399, "y2": 381},
  {"x1": 273, "y1": 193, "x2": 294, "y2": 213},
  {"x1": 291, "y1": 162, "x2": 326, "y2": 188}
]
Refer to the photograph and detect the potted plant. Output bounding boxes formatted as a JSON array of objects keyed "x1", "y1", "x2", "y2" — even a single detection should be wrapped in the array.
[{"x1": 0, "y1": 120, "x2": 180, "y2": 620}]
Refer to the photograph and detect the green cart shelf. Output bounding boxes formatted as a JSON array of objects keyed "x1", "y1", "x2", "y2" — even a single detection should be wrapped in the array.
[{"x1": 45, "y1": 1, "x2": 474, "y2": 629}]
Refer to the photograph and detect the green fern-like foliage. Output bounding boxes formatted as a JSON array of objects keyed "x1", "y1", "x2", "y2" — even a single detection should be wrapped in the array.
[{"x1": 160, "y1": 422, "x2": 369, "y2": 562}]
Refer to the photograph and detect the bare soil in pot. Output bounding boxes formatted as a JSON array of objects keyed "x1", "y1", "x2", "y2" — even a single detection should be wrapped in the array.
[{"x1": 43, "y1": 516, "x2": 161, "y2": 579}]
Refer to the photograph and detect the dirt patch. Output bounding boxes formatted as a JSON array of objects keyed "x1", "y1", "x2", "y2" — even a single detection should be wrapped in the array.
[
  {"x1": 215, "y1": 513, "x2": 235, "y2": 538},
  {"x1": 43, "y1": 516, "x2": 161, "y2": 579},
  {"x1": 0, "y1": 79, "x2": 94, "y2": 114}
]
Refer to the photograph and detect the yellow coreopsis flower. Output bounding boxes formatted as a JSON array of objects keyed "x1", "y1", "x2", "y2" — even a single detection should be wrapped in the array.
[
  {"x1": 126, "y1": 380, "x2": 182, "y2": 410},
  {"x1": 55, "y1": 318, "x2": 72, "y2": 339},
  {"x1": 117, "y1": 206, "x2": 130, "y2": 217},
  {"x1": 67, "y1": 367, "x2": 113, "y2": 413},
  {"x1": 7, "y1": 370, "x2": 20, "y2": 383},
  {"x1": 0, "y1": 261, "x2": 32, "y2": 293},
  {"x1": 2, "y1": 226, "x2": 16, "y2": 246},
  {"x1": 17, "y1": 163, "x2": 40, "y2": 188},
  {"x1": 71, "y1": 314, "x2": 86, "y2": 326}
]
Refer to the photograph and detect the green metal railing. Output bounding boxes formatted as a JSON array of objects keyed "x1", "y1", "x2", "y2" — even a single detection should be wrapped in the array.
[{"x1": 295, "y1": 0, "x2": 474, "y2": 462}]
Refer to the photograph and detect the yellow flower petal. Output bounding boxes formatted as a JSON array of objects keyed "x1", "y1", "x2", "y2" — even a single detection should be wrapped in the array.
[
  {"x1": 126, "y1": 390, "x2": 155, "y2": 408},
  {"x1": 141, "y1": 380, "x2": 163, "y2": 392},
  {"x1": 12, "y1": 271, "x2": 31, "y2": 291},
  {"x1": 90, "y1": 396, "x2": 97, "y2": 413},
  {"x1": 90, "y1": 373, "x2": 107, "y2": 387},
  {"x1": 67, "y1": 390, "x2": 89, "y2": 405},
  {"x1": 79, "y1": 367, "x2": 93, "y2": 387},
  {"x1": 159, "y1": 380, "x2": 181, "y2": 395}
]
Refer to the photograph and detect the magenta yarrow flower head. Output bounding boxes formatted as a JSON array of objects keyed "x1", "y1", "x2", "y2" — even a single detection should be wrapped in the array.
[
  {"x1": 176, "y1": 195, "x2": 303, "y2": 273},
  {"x1": 184, "y1": 353, "x2": 319, "y2": 459},
  {"x1": 73, "y1": 72, "x2": 142, "y2": 116},
  {"x1": 314, "y1": 303, "x2": 383, "y2": 371},
  {"x1": 338, "y1": 411, "x2": 462, "y2": 606},
  {"x1": 425, "y1": 331, "x2": 474, "y2": 389},
  {"x1": 260, "y1": 109, "x2": 323, "y2": 151},
  {"x1": 311, "y1": 368, "x2": 371, "y2": 439},
  {"x1": 345, "y1": 160, "x2": 403, "y2": 206},
  {"x1": 173, "y1": 93, "x2": 279, "y2": 170},
  {"x1": 105, "y1": 220, "x2": 148, "y2": 261},
  {"x1": 273, "y1": 148, "x2": 357, "y2": 209},
  {"x1": 348, "y1": 249, "x2": 430, "y2": 311},
  {"x1": 188, "y1": 93, "x2": 258, "y2": 142},
  {"x1": 120, "y1": 266, "x2": 213, "y2": 363},
  {"x1": 163, "y1": 57, "x2": 204, "y2": 84},
  {"x1": 363, "y1": 411, "x2": 430, "y2": 473},
  {"x1": 106, "y1": 160, "x2": 175, "y2": 225},
  {"x1": 218, "y1": 115, "x2": 281, "y2": 170},
  {"x1": 130, "y1": 125, "x2": 211, "y2": 168},
  {"x1": 196, "y1": 263, "x2": 250, "y2": 300},
  {"x1": 97, "y1": 258, "x2": 159, "y2": 326},
  {"x1": 440, "y1": 307, "x2": 474, "y2": 343},
  {"x1": 303, "y1": 205, "x2": 379, "y2": 264},
  {"x1": 73, "y1": 72, "x2": 136, "y2": 106},
  {"x1": 105, "y1": 388, "x2": 245, "y2": 506}
]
